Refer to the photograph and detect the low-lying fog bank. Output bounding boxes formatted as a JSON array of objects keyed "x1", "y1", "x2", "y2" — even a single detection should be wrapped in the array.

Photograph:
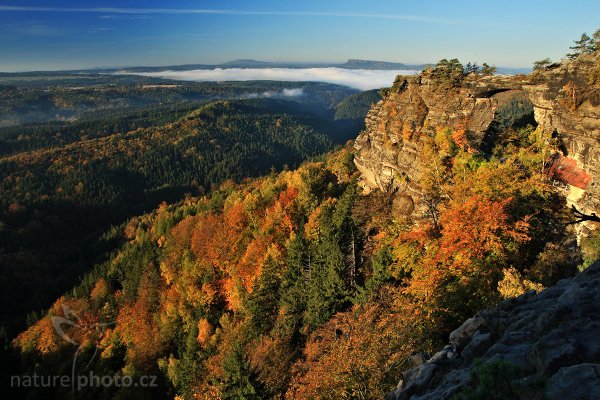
[{"x1": 116, "y1": 67, "x2": 418, "y2": 90}]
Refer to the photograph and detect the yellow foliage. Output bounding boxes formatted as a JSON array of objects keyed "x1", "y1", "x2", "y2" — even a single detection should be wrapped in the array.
[
  {"x1": 197, "y1": 319, "x2": 214, "y2": 347},
  {"x1": 90, "y1": 278, "x2": 109, "y2": 302},
  {"x1": 498, "y1": 267, "x2": 544, "y2": 299},
  {"x1": 434, "y1": 126, "x2": 454, "y2": 157},
  {"x1": 304, "y1": 198, "x2": 337, "y2": 240}
]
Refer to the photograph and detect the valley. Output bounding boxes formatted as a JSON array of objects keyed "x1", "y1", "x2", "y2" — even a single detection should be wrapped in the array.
[
  {"x1": 0, "y1": 78, "x2": 378, "y2": 338},
  {"x1": 1, "y1": 4, "x2": 599, "y2": 399}
]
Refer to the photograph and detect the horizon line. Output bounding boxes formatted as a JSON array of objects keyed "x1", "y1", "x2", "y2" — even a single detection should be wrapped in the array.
[{"x1": 0, "y1": 61, "x2": 534, "y2": 75}]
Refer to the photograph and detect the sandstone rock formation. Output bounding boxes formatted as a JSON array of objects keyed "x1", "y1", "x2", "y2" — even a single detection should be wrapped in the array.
[
  {"x1": 386, "y1": 261, "x2": 600, "y2": 400},
  {"x1": 354, "y1": 51, "x2": 600, "y2": 215},
  {"x1": 523, "y1": 51, "x2": 600, "y2": 212},
  {"x1": 353, "y1": 72, "x2": 513, "y2": 204}
]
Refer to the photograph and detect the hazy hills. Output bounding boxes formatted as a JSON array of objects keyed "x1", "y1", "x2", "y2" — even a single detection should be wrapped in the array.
[
  {"x1": 113, "y1": 58, "x2": 431, "y2": 73},
  {"x1": 0, "y1": 59, "x2": 429, "y2": 75}
]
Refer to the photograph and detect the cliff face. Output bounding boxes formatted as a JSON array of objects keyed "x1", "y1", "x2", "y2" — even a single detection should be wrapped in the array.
[
  {"x1": 386, "y1": 261, "x2": 600, "y2": 400},
  {"x1": 354, "y1": 51, "x2": 600, "y2": 214},
  {"x1": 523, "y1": 51, "x2": 600, "y2": 211},
  {"x1": 354, "y1": 73, "x2": 513, "y2": 200}
]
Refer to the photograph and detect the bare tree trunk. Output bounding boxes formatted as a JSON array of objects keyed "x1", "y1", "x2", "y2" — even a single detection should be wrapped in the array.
[{"x1": 349, "y1": 225, "x2": 356, "y2": 287}]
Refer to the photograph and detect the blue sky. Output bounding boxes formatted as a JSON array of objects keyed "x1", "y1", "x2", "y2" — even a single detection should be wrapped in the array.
[{"x1": 0, "y1": 0, "x2": 598, "y2": 72}]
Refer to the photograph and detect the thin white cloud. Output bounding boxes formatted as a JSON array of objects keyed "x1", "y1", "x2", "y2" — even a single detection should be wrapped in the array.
[
  {"x1": 88, "y1": 27, "x2": 113, "y2": 34},
  {"x1": 99, "y1": 14, "x2": 153, "y2": 20},
  {"x1": 0, "y1": 6, "x2": 459, "y2": 25},
  {"x1": 282, "y1": 88, "x2": 303, "y2": 96},
  {"x1": 116, "y1": 68, "x2": 418, "y2": 91},
  {"x1": 242, "y1": 88, "x2": 305, "y2": 99}
]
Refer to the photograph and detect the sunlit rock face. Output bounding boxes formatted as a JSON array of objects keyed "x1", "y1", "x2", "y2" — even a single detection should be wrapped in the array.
[
  {"x1": 354, "y1": 51, "x2": 600, "y2": 215},
  {"x1": 522, "y1": 51, "x2": 600, "y2": 213}
]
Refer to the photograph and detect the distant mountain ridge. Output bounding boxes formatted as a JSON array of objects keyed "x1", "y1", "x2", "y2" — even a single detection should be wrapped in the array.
[
  {"x1": 339, "y1": 59, "x2": 423, "y2": 70},
  {"x1": 219, "y1": 59, "x2": 275, "y2": 68},
  {"x1": 115, "y1": 58, "x2": 430, "y2": 72},
  {"x1": 0, "y1": 59, "x2": 532, "y2": 76},
  {"x1": 0, "y1": 59, "x2": 430, "y2": 75}
]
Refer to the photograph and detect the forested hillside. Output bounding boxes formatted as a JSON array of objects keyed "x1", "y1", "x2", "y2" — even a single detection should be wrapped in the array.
[
  {"x1": 0, "y1": 94, "x2": 367, "y2": 337},
  {"x1": 334, "y1": 89, "x2": 382, "y2": 120},
  {"x1": 0, "y1": 78, "x2": 355, "y2": 126},
  {"x1": 3, "y1": 4, "x2": 600, "y2": 399},
  {"x1": 0, "y1": 102, "x2": 199, "y2": 156},
  {"x1": 11, "y1": 116, "x2": 594, "y2": 398}
]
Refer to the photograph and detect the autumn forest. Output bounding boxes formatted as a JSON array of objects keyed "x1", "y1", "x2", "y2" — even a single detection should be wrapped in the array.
[
  {"x1": 3, "y1": 74, "x2": 597, "y2": 398},
  {"x1": 2, "y1": 23, "x2": 600, "y2": 399}
]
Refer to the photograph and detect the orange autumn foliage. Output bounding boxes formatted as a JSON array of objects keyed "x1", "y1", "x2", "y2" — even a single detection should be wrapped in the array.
[
  {"x1": 90, "y1": 278, "x2": 109, "y2": 302},
  {"x1": 398, "y1": 192, "x2": 533, "y2": 334},
  {"x1": 278, "y1": 186, "x2": 299, "y2": 208},
  {"x1": 15, "y1": 296, "x2": 97, "y2": 355},
  {"x1": 115, "y1": 276, "x2": 164, "y2": 369},
  {"x1": 238, "y1": 234, "x2": 274, "y2": 290},
  {"x1": 286, "y1": 291, "x2": 423, "y2": 400},
  {"x1": 437, "y1": 195, "x2": 530, "y2": 272},
  {"x1": 197, "y1": 318, "x2": 214, "y2": 347},
  {"x1": 247, "y1": 333, "x2": 296, "y2": 396},
  {"x1": 401, "y1": 121, "x2": 413, "y2": 141},
  {"x1": 16, "y1": 316, "x2": 62, "y2": 355},
  {"x1": 190, "y1": 214, "x2": 231, "y2": 267},
  {"x1": 451, "y1": 119, "x2": 469, "y2": 150}
]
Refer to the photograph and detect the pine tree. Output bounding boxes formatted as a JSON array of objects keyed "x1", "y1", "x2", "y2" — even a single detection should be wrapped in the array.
[
  {"x1": 279, "y1": 231, "x2": 309, "y2": 317},
  {"x1": 360, "y1": 245, "x2": 393, "y2": 301},
  {"x1": 465, "y1": 62, "x2": 473, "y2": 73},
  {"x1": 220, "y1": 341, "x2": 262, "y2": 400},
  {"x1": 433, "y1": 58, "x2": 465, "y2": 86},
  {"x1": 481, "y1": 63, "x2": 496, "y2": 75},
  {"x1": 332, "y1": 184, "x2": 359, "y2": 286},
  {"x1": 246, "y1": 256, "x2": 281, "y2": 335},
  {"x1": 533, "y1": 58, "x2": 552, "y2": 71},
  {"x1": 304, "y1": 205, "x2": 352, "y2": 331},
  {"x1": 321, "y1": 236, "x2": 350, "y2": 311},
  {"x1": 464, "y1": 62, "x2": 480, "y2": 74},
  {"x1": 169, "y1": 323, "x2": 203, "y2": 397},
  {"x1": 567, "y1": 33, "x2": 594, "y2": 59},
  {"x1": 593, "y1": 28, "x2": 600, "y2": 51}
]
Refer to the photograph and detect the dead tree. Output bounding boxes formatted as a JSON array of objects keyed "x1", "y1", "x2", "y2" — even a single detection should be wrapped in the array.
[{"x1": 567, "y1": 205, "x2": 600, "y2": 225}]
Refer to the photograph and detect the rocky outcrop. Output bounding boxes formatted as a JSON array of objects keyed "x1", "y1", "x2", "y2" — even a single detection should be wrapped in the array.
[
  {"x1": 387, "y1": 261, "x2": 600, "y2": 400},
  {"x1": 523, "y1": 51, "x2": 600, "y2": 212},
  {"x1": 353, "y1": 72, "x2": 516, "y2": 203},
  {"x1": 354, "y1": 51, "x2": 600, "y2": 215}
]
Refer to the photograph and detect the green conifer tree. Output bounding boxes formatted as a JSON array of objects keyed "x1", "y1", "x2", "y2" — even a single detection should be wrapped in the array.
[
  {"x1": 279, "y1": 231, "x2": 309, "y2": 317},
  {"x1": 481, "y1": 63, "x2": 496, "y2": 75},
  {"x1": 533, "y1": 58, "x2": 552, "y2": 71},
  {"x1": 567, "y1": 33, "x2": 594, "y2": 59},
  {"x1": 246, "y1": 256, "x2": 281, "y2": 335},
  {"x1": 593, "y1": 28, "x2": 600, "y2": 51},
  {"x1": 220, "y1": 341, "x2": 262, "y2": 400}
]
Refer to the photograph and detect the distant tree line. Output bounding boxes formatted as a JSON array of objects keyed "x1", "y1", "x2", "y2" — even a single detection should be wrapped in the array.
[{"x1": 430, "y1": 58, "x2": 497, "y2": 87}]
